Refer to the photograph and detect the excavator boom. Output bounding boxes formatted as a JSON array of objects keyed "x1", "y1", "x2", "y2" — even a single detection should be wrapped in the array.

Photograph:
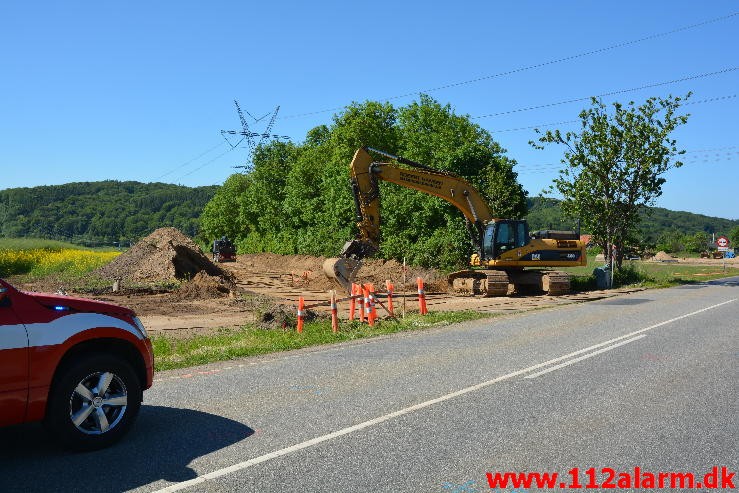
[
  {"x1": 325, "y1": 147, "x2": 585, "y2": 295},
  {"x1": 325, "y1": 147, "x2": 495, "y2": 291}
]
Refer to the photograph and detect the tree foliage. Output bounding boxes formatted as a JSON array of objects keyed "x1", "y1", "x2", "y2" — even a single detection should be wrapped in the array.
[
  {"x1": 0, "y1": 181, "x2": 217, "y2": 246},
  {"x1": 532, "y1": 95, "x2": 691, "y2": 266},
  {"x1": 730, "y1": 226, "x2": 739, "y2": 249},
  {"x1": 200, "y1": 95, "x2": 527, "y2": 270}
]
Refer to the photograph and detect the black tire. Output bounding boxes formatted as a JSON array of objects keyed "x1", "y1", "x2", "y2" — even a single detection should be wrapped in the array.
[{"x1": 45, "y1": 353, "x2": 142, "y2": 451}]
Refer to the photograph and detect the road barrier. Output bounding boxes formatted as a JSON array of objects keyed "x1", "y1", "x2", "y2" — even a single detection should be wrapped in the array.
[
  {"x1": 385, "y1": 280, "x2": 395, "y2": 317},
  {"x1": 363, "y1": 285, "x2": 374, "y2": 326},
  {"x1": 297, "y1": 296, "x2": 305, "y2": 333},
  {"x1": 417, "y1": 277, "x2": 428, "y2": 315},
  {"x1": 296, "y1": 280, "x2": 424, "y2": 331}
]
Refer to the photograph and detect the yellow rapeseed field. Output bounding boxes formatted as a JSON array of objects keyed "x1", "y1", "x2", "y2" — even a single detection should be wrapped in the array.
[{"x1": 0, "y1": 248, "x2": 120, "y2": 277}]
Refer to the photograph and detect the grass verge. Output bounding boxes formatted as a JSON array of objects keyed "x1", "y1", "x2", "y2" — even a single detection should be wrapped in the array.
[
  {"x1": 152, "y1": 311, "x2": 491, "y2": 372},
  {"x1": 563, "y1": 256, "x2": 739, "y2": 290}
]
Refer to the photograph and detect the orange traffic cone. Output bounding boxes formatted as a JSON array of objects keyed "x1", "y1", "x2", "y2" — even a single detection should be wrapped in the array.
[
  {"x1": 297, "y1": 296, "x2": 305, "y2": 333},
  {"x1": 417, "y1": 277, "x2": 428, "y2": 315}
]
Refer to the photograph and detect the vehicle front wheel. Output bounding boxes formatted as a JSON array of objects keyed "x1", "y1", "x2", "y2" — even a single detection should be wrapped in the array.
[{"x1": 45, "y1": 354, "x2": 142, "y2": 451}]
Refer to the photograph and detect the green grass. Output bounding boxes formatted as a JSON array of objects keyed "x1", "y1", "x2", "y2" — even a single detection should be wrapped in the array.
[
  {"x1": 562, "y1": 255, "x2": 739, "y2": 289},
  {"x1": 152, "y1": 311, "x2": 491, "y2": 371},
  {"x1": 0, "y1": 237, "x2": 121, "y2": 252},
  {"x1": 0, "y1": 237, "x2": 90, "y2": 251}
]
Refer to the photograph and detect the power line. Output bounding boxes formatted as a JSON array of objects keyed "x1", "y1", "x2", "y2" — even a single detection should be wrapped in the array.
[
  {"x1": 683, "y1": 94, "x2": 737, "y2": 105},
  {"x1": 516, "y1": 151, "x2": 739, "y2": 174},
  {"x1": 684, "y1": 145, "x2": 737, "y2": 153},
  {"x1": 487, "y1": 94, "x2": 737, "y2": 133},
  {"x1": 153, "y1": 140, "x2": 227, "y2": 180},
  {"x1": 472, "y1": 67, "x2": 737, "y2": 119},
  {"x1": 154, "y1": 91, "x2": 735, "y2": 184},
  {"x1": 173, "y1": 146, "x2": 237, "y2": 182},
  {"x1": 279, "y1": 12, "x2": 738, "y2": 120},
  {"x1": 489, "y1": 120, "x2": 580, "y2": 133}
]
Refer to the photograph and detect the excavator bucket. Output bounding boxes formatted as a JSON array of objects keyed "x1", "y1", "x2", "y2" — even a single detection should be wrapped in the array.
[{"x1": 323, "y1": 257, "x2": 361, "y2": 294}]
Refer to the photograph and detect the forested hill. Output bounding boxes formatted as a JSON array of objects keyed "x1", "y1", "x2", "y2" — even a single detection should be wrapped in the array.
[
  {"x1": 1, "y1": 181, "x2": 736, "y2": 248},
  {"x1": 0, "y1": 181, "x2": 218, "y2": 246},
  {"x1": 525, "y1": 196, "x2": 739, "y2": 243}
]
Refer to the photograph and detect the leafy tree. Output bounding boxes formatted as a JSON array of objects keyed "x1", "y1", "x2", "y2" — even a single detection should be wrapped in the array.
[
  {"x1": 201, "y1": 95, "x2": 528, "y2": 270},
  {"x1": 728, "y1": 226, "x2": 739, "y2": 249},
  {"x1": 199, "y1": 173, "x2": 250, "y2": 243},
  {"x1": 681, "y1": 231, "x2": 710, "y2": 253},
  {"x1": 532, "y1": 95, "x2": 690, "y2": 266}
]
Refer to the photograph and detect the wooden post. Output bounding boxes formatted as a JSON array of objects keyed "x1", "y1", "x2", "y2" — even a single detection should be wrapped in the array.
[
  {"x1": 402, "y1": 257, "x2": 407, "y2": 319},
  {"x1": 358, "y1": 284, "x2": 365, "y2": 323},
  {"x1": 330, "y1": 290, "x2": 338, "y2": 333},
  {"x1": 349, "y1": 284, "x2": 357, "y2": 321}
]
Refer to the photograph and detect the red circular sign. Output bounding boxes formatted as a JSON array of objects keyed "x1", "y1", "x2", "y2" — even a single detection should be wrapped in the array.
[{"x1": 716, "y1": 236, "x2": 729, "y2": 248}]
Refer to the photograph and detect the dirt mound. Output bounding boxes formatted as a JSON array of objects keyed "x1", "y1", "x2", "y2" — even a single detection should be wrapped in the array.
[
  {"x1": 654, "y1": 251, "x2": 674, "y2": 261},
  {"x1": 95, "y1": 227, "x2": 225, "y2": 282},
  {"x1": 173, "y1": 272, "x2": 234, "y2": 300}
]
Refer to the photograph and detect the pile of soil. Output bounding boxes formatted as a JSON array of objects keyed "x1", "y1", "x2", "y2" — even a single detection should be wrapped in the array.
[
  {"x1": 653, "y1": 251, "x2": 675, "y2": 261},
  {"x1": 95, "y1": 228, "x2": 225, "y2": 283},
  {"x1": 173, "y1": 272, "x2": 234, "y2": 300}
]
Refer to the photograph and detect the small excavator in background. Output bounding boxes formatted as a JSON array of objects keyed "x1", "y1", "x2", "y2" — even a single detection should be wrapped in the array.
[
  {"x1": 212, "y1": 236, "x2": 237, "y2": 263},
  {"x1": 323, "y1": 147, "x2": 587, "y2": 296}
]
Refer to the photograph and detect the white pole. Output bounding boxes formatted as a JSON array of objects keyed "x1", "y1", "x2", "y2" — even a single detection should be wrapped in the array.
[{"x1": 610, "y1": 244, "x2": 615, "y2": 288}]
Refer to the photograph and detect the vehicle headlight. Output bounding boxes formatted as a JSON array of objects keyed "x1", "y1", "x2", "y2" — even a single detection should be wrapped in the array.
[{"x1": 132, "y1": 316, "x2": 149, "y2": 339}]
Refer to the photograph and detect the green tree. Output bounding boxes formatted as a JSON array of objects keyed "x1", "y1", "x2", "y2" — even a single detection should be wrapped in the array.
[
  {"x1": 199, "y1": 173, "x2": 250, "y2": 244},
  {"x1": 655, "y1": 229, "x2": 683, "y2": 253},
  {"x1": 728, "y1": 226, "x2": 739, "y2": 250},
  {"x1": 682, "y1": 231, "x2": 710, "y2": 253},
  {"x1": 532, "y1": 94, "x2": 690, "y2": 266},
  {"x1": 200, "y1": 95, "x2": 528, "y2": 270}
]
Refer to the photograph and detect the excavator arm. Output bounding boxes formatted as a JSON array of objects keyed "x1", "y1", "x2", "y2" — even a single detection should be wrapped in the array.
[{"x1": 325, "y1": 147, "x2": 497, "y2": 291}]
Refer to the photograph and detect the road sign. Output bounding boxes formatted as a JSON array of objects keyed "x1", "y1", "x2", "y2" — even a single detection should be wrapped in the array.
[{"x1": 716, "y1": 236, "x2": 730, "y2": 251}]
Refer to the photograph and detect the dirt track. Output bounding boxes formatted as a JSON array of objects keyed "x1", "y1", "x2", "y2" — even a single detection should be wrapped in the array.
[{"x1": 91, "y1": 253, "x2": 642, "y2": 337}]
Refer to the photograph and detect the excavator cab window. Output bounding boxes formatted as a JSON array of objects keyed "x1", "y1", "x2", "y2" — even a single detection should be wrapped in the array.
[{"x1": 484, "y1": 220, "x2": 530, "y2": 259}]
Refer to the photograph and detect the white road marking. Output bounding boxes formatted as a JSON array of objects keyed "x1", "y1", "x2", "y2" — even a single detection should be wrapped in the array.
[
  {"x1": 152, "y1": 298, "x2": 736, "y2": 493},
  {"x1": 524, "y1": 334, "x2": 647, "y2": 379}
]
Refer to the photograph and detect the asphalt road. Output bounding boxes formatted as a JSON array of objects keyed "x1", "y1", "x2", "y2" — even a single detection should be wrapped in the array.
[{"x1": 1, "y1": 277, "x2": 737, "y2": 492}]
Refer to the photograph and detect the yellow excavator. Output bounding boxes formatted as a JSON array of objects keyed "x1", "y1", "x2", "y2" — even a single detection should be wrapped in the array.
[{"x1": 324, "y1": 147, "x2": 587, "y2": 296}]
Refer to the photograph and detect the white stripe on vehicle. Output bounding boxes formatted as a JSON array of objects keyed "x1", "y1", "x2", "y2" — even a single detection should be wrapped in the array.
[
  {"x1": 25, "y1": 312, "x2": 142, "y2": 347},
  {"x1": 0, "y1": 324, "x2": 29, "y2": 351}
]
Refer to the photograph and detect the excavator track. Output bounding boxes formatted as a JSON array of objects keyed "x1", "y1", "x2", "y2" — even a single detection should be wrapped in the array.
[
  {"x1": 448, "y1": 270, "x2": 510, "y2": 297},
  {"x1": 483, "y1": 270, "x2": 510, "y2": 297},
  {"x1": 541, "y1": 270, "x2": 571, "y2": 296},
  {"x1": 507, "y1": 269, "x2": 572, "y2": 295}
]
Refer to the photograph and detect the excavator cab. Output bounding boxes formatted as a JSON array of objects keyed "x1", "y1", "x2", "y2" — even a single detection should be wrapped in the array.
[{"x1": 482, "y1": 220, "x2": 530, "y2": 260}]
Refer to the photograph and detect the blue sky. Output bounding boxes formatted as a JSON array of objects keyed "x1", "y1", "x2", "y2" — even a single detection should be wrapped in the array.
[{"x1": 1, "y1": 1, "x2": 737, "y2": 219}]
